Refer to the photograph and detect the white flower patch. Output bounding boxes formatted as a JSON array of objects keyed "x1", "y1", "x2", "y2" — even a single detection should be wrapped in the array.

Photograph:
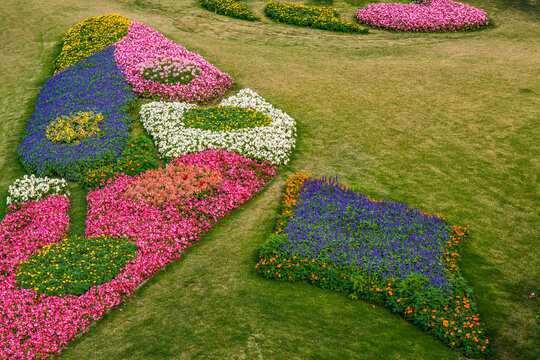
[
  {"x1": 7, "y1": 174, "x2": 70, "y2": 205},
  {"x1": 139, "y1": 89, "x2": 296, "y2": 165}
]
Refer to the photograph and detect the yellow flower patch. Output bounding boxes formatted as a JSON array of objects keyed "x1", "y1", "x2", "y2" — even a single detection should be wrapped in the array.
[
  {"x1": 54, "y1": 14, "x2": 131, "y2": 73},
  {"x1": 183, "y1": 106, "x2": 272, "y2": 132},
  {"x1": 46, "y1": 111, "x2": 103, "y2": 145}
]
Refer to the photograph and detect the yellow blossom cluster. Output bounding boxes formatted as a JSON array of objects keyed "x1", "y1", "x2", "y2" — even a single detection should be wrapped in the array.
[
  {"x1": 16, "y1": 235, "x2": 137, "y2": 297},
  {"x1": 46, "y1": 111, "x2": 103, "y2": 145},
  {"x1": 54, "y1": 14, "x2": 131, "y2": 73}
]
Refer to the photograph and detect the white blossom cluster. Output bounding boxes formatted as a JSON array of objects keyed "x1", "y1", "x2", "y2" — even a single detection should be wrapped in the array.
[
  {"x1": 7, "y1": 174, "x2": 70, "y2": 205},
  {"x1": 139, "y1": 88, "x2": 297, "y2": 165}
]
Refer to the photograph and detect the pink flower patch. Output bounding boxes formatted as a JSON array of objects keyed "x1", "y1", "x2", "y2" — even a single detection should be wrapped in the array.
[
  {"x1": 0, "y1": 150, "x2": 275, "y2": 359},
  {"x1": 356, "y1": 0, "x2": 489, "y2": 32},
  {"x1": 114, "y1": 22, "x2": 234, "y2": 102}
]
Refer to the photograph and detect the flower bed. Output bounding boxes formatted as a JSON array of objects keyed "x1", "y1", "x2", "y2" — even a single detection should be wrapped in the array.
[
  {"x1": 0, "y1": 195, "x2": 71, "y2": 358},
  {"x1": 114, "y1": 22, "x2": 234, "y2": 103},
  {"x1": 0, "y1": 150, "x2": 275, "y2": 358},
  {"x1": 46, "y1": 110, "x2": 104, "y2": 144},
  {"x1": 265, "y1": 1, "x2": 368, "y2": 33},
  {"x1": 138, "y1": 58, "x2": 202, "y2": 85},
  {"x1": 256, "y1": 174, "x2": 492, "y2": 358},
  {"x1": 200, "y1": 0, "x2": 259, "y2": 21},
  {"x1": 355, "y1": 0, "x2": 489, "y2": 32},
  {"x1": 18, "y1": 45, "x2": 136, "y2": 181},
  {"x1": 54, "y1": 14, "x2": 131, "y2": 73},
  {"x1": 140, "y1": 89, "x2": 296, "y2": 165},
  {"x1": 7, "y1": 174, "x2": 69, "y2": 206}
]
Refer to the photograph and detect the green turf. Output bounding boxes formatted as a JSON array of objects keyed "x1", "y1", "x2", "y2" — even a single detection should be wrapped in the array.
[{"x1": 0, "y1": 0, "x2": 538, "y2": 359}]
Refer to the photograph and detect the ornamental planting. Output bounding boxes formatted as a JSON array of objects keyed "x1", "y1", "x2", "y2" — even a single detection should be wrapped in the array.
[
  {"x1": 7, "y1": 174, "x2": 70, "y2": 206},
  {"x1": 113, "y1": 21, "x2": 234, "y2": 102},
  {"x1": 18, "y1": 45, "x2": 136, "y2": 181},
  {"x1": 355, "y1": 0, "x2": 489, "y2": 32},
  {"x1": 256, "y1": 174, "x2": 492, "y2": 358},
  {"x1": 140, "y1": 89, "x2": 297, "y2": 165},
  {"x1": 265, "y1": 1, "x2": 368, "y2": 33},
  {"x1": 1, "y1": 150, "x2": 275, "y2": 359}
]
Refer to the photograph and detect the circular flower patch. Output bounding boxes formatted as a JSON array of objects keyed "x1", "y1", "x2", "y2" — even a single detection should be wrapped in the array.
[
  {"x1": 140, "y1": 89, "x2": 296, "y2": 165},
  {"x1": 46, "y1": 110, "x2": 103, "y2": 145},
  {"x1": 16, "y1": 235, "x2": 137, "y2": 297},
  {"x1": 355, "y1": 0, "x2": 489, "y2": 32}
]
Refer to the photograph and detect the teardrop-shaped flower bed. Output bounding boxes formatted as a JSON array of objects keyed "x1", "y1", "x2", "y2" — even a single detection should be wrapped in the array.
[{"x1": 256, "y1": 174, "x2": 492, "y2": 358}]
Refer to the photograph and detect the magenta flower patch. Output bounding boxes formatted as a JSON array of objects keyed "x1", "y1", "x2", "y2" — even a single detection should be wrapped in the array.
[
  {"x1": 114, "y1": 22, "x2": 234, "y2": 103},
  {"x1": 356, "y1": 0, "x2": 489, "y2": 32},
  {"x1": 0, "y1": 150, "x2": 275, "y2": 359}
]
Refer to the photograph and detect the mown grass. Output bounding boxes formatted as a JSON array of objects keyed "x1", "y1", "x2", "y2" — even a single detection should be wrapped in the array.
[{"x1": 0, "y1": 0, "x2": 538, "y2": 359}]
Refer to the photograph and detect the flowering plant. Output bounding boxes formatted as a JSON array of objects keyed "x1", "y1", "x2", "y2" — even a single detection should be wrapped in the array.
[
  {"x1": 200, "y1": 0, "x2": 259, "y2": 21},
  {"x1": 114, "y1": 22, "x2": 234, "y2": 103},
  {"x1": 140, "y1": 89, "x2": 296, "y2": 165},
  {"x1": 18, "y1": 45, "x2": 136, "y2": 181},
  {"x1": 355, "y1": 0, "x2": 489, "y2": 32},
  {"x1": 16, "y1": 235, "x2": 137, "y2": 297},
  {"x1": 265, "y1": 1, "x2": 368, "y2": 33},
  {"x1": 183, "y1": 106, "x2": 273, "y2": 131},
  {"x1": 46, "y1": 110, "x2": 104, "y2": 144},
  {"x1": 123, "y1": 164, "x2": 223, "y2": 208},
  {"x1": 0, "y1": 150, "x2": 275, "y2": 359},
  {"x1": 55, "y1": 14, "x2": 131, "y2": 73},
  {"x1": 7, "y1": 174, "x2": 70, "y2": 206},
  {"x1": 256, "y1": 174, "x2": 492, "y2": 358},
  {"x1": 81, "y1": 136, "x2": 157, "y2": 190},
  {"x1": 137, "y1": 57, "x2": 202, "y2": 85}
]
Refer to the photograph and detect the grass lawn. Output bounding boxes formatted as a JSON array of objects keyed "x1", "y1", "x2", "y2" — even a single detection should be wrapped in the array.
[{"x1": 0, "y1": 0, "x2": 538, "y2": 358}]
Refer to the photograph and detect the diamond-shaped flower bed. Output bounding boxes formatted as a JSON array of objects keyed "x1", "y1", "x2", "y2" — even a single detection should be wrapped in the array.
[{"x1": 256, "y1": 174, "x2": 492, "y2": 358}]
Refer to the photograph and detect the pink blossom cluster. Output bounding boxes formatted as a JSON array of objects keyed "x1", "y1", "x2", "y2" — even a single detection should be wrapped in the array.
[
  {"x1": 114, "y1": 22, "x2": 234, "y2": 102},
  {"x1": 1, "y1": 150, "x2": 275, "y2": 359},
  {"x1": 355, "y1": 0, "x2": 489, "y2": 32},
  {"x1": 0, "y1": 195, "x2": 72, "y2": 358}
]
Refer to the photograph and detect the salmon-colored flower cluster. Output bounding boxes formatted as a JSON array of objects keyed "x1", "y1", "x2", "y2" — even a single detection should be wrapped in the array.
[
  {"x1": 124, "y1": 164, "x2": 223, "y2": 208},
  {"x1": 114, "y1": 22, "x2": 234, "y2": 103}
]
